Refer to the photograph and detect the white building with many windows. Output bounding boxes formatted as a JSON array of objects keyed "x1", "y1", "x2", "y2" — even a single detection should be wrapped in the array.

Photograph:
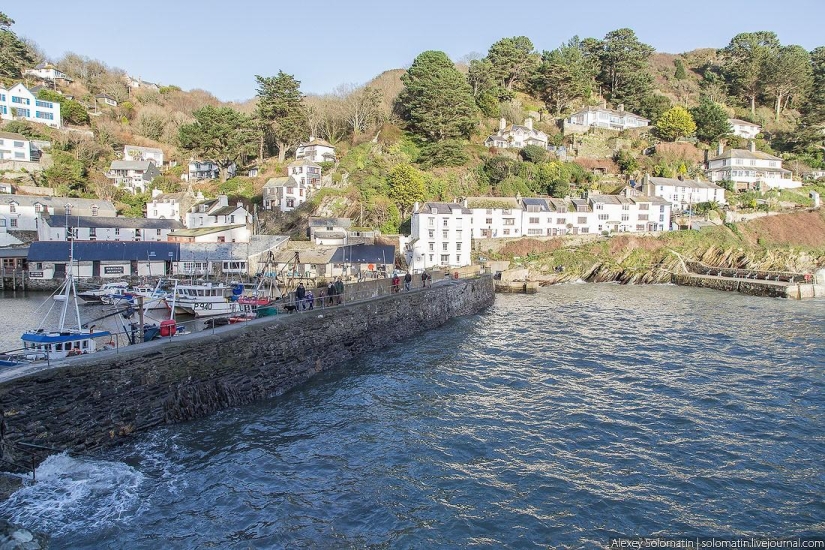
[
  {"x1": 706, "y1": 141, "x2": 797, "y2": 190},
  {"x1": 0, "y1": 131, "x2": 31, "y2": 161},
  {"x1": 408, "y1": 202, "x2": 472, "y2": 271},
  {"x1": 287, "y1": 159, "x2": 321, "y2": 189},
  {"x1": 564, "y1": 104, "x2": 648, "y2": 134},
  {"x1": 262, "y1": 176, "x2": 306, "y2": 212},
  {"x1": 183, "y1": 195, "x2": 251, "y2": 242},
  {"x1": 106, "y1": 160, "x2": 161, "y2": 194},
  {"x1": 123, "y1": 145, "x2": 164, "y2": 167},
  {"x1": 37, "y1": 214, "x2": 183, "y2": 242},
  {"x1": 0, "y1": 195, "x2": 116, "y2": 232},
  {"x1": 484, "y1": 118, "x2": 548, "y2": 149},
  {"x1": 641, "y1": 175, "x2": 727, "y2": 211},
  {"x1": 0, "y1": 83, "x2": 61, "y2": 128},
  {"x1": 728, "y1": 118, "x2": 761, "y2": 139},
  {"x1": 145, "y1": 187, "x2": 204, "y2": 224},
  {"x1": 295, "y1": 137, "x2": 336, "y2": 163}
]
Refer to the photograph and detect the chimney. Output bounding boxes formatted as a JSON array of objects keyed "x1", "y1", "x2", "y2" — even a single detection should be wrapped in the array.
[
  {"x1": 617, "y1": 104, "x2": 624, "y2": 112},
  {"x1": 499, "y1": 117, "x2": 506, "y2": 131},
  {"x1": 524, "y1": 117, "x2": 533, "y2": 131},
  {"x1": 462, "y1": 198, "x2": 468, "y2": 208},
  {"x1": 749, "y1": 140, "x2": 756, "y2": 152},
  {"x1": 237, "y1": 200, "x2": 243, "y2": 208}
]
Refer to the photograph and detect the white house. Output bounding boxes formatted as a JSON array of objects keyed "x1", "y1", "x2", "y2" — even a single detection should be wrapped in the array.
[
  {"x1": 38, "y1": 214, "x2": 183, "y2": 242},
  {"x1": 484, "y1": 118, "x2": 548, "y2": 149},
  {"x1": 0, "y1": 83, "x2": 61, "y2": 128},
  {"x1": 706, "y1": 141, "x2": 797, "y2": 190},
  {"x1": 123, "y1": 145, "x2": 164, "y2": 167},
  {"x1": 106, "y1": 160, "x2": 161, "y2": 194},
  {"x1": 95, "y1": 94, "x2": 118, "y2": 107},
  {"x1": 145, "y1": 187, "x2": 204, "y2": 224},
  {"x1": 288, "y1": 159, "x2": 322, "y2": 189},
  {"x1": 0, "y1": 195, "x2": 116, "y2": 232},
  {"x1": 728, "y1": 118, "x2": 761, "y2": 139},
  {"x1": 183, "y1": 160, "x2": 235, "y2": 182},
  {"x1": 24, "y1": 63, "x2": 73, "y2": 83},
  {"x1": 308, "y1": 217, "x2": 352, "y2": 246},
  {"x1": 641, "y1": 175, "x2": 727, "y2": 211},
  {"x1": 564, "y1": 104, "x2": 648, "y2": 134},
  {"x1": 168, "y1": 225, "x2": 249, "y2": 244},
  {"x1": 185, "y1": 194, "x2": 251, "y2": 233},
  {"x1": 0, "y1": 131, "x2": 31, "y2": 161},
  {"x1": 262, "y1": 176, "x2": 307, "y2": 212},
  {"x1": 467, "y1": 197, "x2": 523, "y2": 238},
  {"x1": 408, "y1": 201, "x2": 473, "y2": 271},
  {"x1": 295, "y1": 137, "x2": 336, "y2": 163},
  {"x1": 125, "y1": 76, "x2": 160, "y2": 92}
]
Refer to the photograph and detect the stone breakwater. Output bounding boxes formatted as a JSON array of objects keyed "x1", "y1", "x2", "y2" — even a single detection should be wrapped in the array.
[{"x1": 0, "y1": 276, "x2": 494, "y2": 472}]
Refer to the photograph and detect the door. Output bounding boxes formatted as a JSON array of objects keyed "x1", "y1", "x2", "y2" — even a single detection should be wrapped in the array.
[
  {"x1": 54, "y1": 263, "x2": 66, "y2": 279},
  {"x1": 92, "y1": 261, "x2": 100, "y2": 277}
]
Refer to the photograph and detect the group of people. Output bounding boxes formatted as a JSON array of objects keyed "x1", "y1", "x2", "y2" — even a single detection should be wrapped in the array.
[
  {"x1": 391, "y1": 271, "x2": 431, "y2": 293},
  {"x1": 294, "y1": 277, "x2": 345, "y2": 310}
]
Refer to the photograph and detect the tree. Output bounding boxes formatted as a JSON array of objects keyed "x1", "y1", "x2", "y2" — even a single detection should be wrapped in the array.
[
  {"x1": 690, "y1": 98, "x2": 733, "y2": 143},
  {"x1": 588, "y1": 28, "x2": 655, "y2": 111},
  {"x1": 487, "y1": 36, "x2": 540, "y2": 91},
  {"x1": 656, "y1": 106, "x2": 696, "y2": 141},
  {"x1": 255, "y1": 71, "x2": 308, "y2": 162},
  {"x1": 520, "y1": 144, "x2": 548, "y2": 163},
  {"x1": 0, "y1": 12, "x2": 34, "y2": 79},
  {"x1": 720, "y1": 31, "x2": 780, "y2": 115},
  {"x1": 674, "y1": 59, "x2": 687, "y2": 80},
  {"x1": 178, "y1": 106, "x2": 256, "y2": 181},
  {"x1": 636, "y1": 94, "x2": 672, "y2": 124},
  {"x1": 399, "y1": 51, "x2": 477, "y2": 142},
  {"x1": 338, "y1": 84, "x2": 382, "y2": 136},
  {"x1": 531, "y1": 37, "x2": 597, "y2": 114},
  {"x1": 614, "y1": 150, "x2": 638, "y2": 175},
  {"x1": 468, "y1": 58, "x2": 505, "y2": 115},
  {"x1": 387, "y1": 163, "x2": 425, "y2": 217},
  {"x1": 763, "y1": 45, "x2": 812, "y2": 120}
]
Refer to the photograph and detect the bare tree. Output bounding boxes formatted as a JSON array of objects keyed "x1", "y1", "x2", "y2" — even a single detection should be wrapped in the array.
[{"x1": 338, "y1": 84, "x2": 383, "y2": 136}]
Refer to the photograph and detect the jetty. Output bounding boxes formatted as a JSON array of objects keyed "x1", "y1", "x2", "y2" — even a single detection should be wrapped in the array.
[{"x1": 673, "y1": 260, "x2": 824, "y2": 299}]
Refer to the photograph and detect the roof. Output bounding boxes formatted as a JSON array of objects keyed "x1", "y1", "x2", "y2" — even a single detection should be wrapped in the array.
[
  {"x1": 632, "y1": 195, "x2": 671, "y2": 205},
  {"x1": 708, "y1": 148, "x2": 782, "y2": 162},
  {"x1": 298, "y1": 138, "x2": 335, "y2": 149},
  {"x1": 124, "y1": 145, "x2": 162, "y2": 154},
  {"x1": 421, "y1": 202, "x2": 472, "y2": 215},
  {"x1": 588, "y1": 194, "x2": 634, "y2": 205},
  {"x1": 273, "y1": 247, "x2": 337, "y2": 264},
  {"x1": 0, "y1": 246, "x2": 29, "y2": 258},
  {"x1": 728, "y1": 118, "x2": 761, "y2": 127},
  {"x1": 43, "y1": 214, "x2": 183, "y2": 230},
  {"x1": 648, "y1": 177, "x2": 725, "y2": 190},
  {"x1": 110, "y1": 160, "x2": 155, "y2": 170},
  {"x1": 28, "y1": 241, "x2": 180, "y2": 262},
  {"x1": 309, "y1": 217, "x2": 352, "y2": 228},
  {"x1": 569, "y1": 105, "x2": 650, "y2": 122},
  {"x1": 210, "y1": 206, "x2": 245, "y2": 217},
  {"x1": 330, "y1": 244, "x2": 395, "y2": 265},
  {"x1": 288, "y1": 158, "x2": 321, "y2": 168},
  {"x1": 465, "y1": 197, "x2": 520, "y2": 210},
  {"x1": 313, "y1": 231, "x2": 347, "y2": 239},
  {"x1": 167, "y1": 224, "x2": 246, "y2": 237},
  {"x1": 263, "y1": 176, "x2": 291, "y2": 188},
  {"x1": 96, "y1": 94, "x2": 115, "y2": 100},
  {"x1": 520, "y1": 198, "x2": 550, "y2": 212},
  {"x1": 0, "y1": 194, "x2": 116, "y2": 212},
  {"x1": 0, "y1": 131, "x2": 29, "y2": 141}
]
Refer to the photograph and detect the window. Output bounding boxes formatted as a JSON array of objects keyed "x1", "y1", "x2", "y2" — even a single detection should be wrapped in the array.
[
  {"x1": 14, "y1": 108, "x2": 30, "y2": 117},
  {"x1": 35, "y1": 100, "x2": 53, "y2": 108},
  {"x1": 456, "y1": 230, "x2": 462, "y2": 239},
  {"x1": 429, "y1": 254, "x2": 434, "y2": 262},
  {"x1": 556, "y1": 218, "x2": 565, "y2": 225},
  {"x1": 9, "y1": 203, "x2": 16, "y2": 213},
  {"x1": 456, "y1": 242, "x2": 462, "y2": 251},
  {"x1": 621, "y1": 214, "x2": 629, "y2": 221},
  {"x1": 636, "y1": 224, "x2": 645, "y2": 231},
  {"x1": 529, "y1": 217, "x2": 539, "y2": 224},
  {"x1": 456, "y1": 218, "x2": 463, "y2": 228},
  {"x1": 503, "y1": 218, "x2": 515, "y2": 225},
  {"x1": 659, "y1": 214, "x2": 665, "y2": 222},
  {"x1": 638, "y1": 214, "x2": 649, "y2": 221},
  {"x1": 34, "y1": 203, "x2": 42, "y2": 213},
  {"x1": 440, "y1": 254, "x2": 449, "y2": 265},
  {"x1": 35, "y1": 112, "x2": 54, "y2": 120},
  {"x1": 443, "y1": 218, "x2": 449, "y2": 227},
  {"x1": 442, "y1": 242, "x2": 448, "y2": 251},
  {"x1": 598, "y1": 214, "x2": 608, "y2": 220},
  {"x1": 10, "y1": 219, "x2": 17, "y2": 227},
  {"x1": 89, "y1": 228, "x2": 96, "y2": 240},
  {"x1": 638, "y1": 203, "x2": 649, "y2": 210},
  {"x1": 92, "y1": 206, "x2": 99, "y2": 216},
  {"x1": 230, "y1": 215, "x2": 235, "y2": 223},
  {"x1": 428, "y1": 230, "x2": 434, "y2": 238},
  {"x1": 11, "y1": 96, "x2": 29, "y2": 105},
  {"x1": 577, "y1": 216, "x2": 587, "y2": 224},
  {"x1": 156, "y1": 229, "x2": 162, "y2": 236},
  {"x1": 13, "y1": 141, "x2": 24, "y2": 148},
  {"x1": 152, "y1": 209, "x2": 158, "y2": 217},
  {"x1": 441, "y1": 230, "x2": 447, "y2": 239},
  {"x1": 622, "y1": 204, "x2": 630, "y2": 211},
  {"x1": 286, "y1": 199, "x2": 295, "y2": 208},
  {"x1": 485, "y1": 218, "x2": 493, "y2": 224},
  {"x1": 660, "y1": 205, "x2": 665, "y2": 212},
  {"x1": 456, "y1": 255, "x2": 461, "y2": 263},
  {"x1": 503, "y1": 229, "x2": 510, "y2": 235},
  {"x1": 580, "y1": 227, "x2": 589, "y2": 234},
  {"x1": 595, "y1": 203, "x2": 603, "y2": 210},
  {"x1": 14, "y1": 152, "x2": 24, "y2": 159},
  {"x1": 528, "y1": 228, "x2": 543, "y2": 235},
  {"x1": 429, "y1": 242, "x2": 434, "y2": 251},
  {"x1": 114, "y1": 228, "x2": 120, "y2": 236},
  {"x1": 428, "y1": 217, "x2": 435, "y2": 227}
]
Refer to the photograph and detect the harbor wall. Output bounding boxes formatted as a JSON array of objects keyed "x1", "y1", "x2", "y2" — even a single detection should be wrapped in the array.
[
  {"x1": 0, "y1": 276, "x2": 494, "y2": 470},
  {"x1": 671, "y1": 273, "x2": 824, "y2": 299}
]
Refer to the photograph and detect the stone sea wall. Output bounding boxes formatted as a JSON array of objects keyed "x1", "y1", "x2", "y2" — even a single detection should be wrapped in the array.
[{"x1": 0, "y1": 276, "x2": 494, "y2": 471}]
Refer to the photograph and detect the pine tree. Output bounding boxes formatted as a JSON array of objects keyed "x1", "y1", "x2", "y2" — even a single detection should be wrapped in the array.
[
  {"x1": 255, "y1": 72, "x2": 308, "y2": 163},
  {"x1": 0, "y1": 12, "x2": 34, "y2": 79},
  {"x1": 690, "y1": 98, "x2": 733, "y2": 143}
]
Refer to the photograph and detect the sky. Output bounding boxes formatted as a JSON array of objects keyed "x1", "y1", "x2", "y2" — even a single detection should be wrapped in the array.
[{"x1": 9, "y1": 0, "x2": 825, "y2": 102}]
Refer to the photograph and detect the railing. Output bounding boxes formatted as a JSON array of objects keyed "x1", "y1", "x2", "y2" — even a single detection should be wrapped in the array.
[{"x1": 685, "y1": 260, "x2": 809, "y2": 283}]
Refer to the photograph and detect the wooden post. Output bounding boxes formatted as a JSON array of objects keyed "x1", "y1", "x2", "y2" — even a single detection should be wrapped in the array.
[{"x1": 137, "y1": 296, "x2": 145, "y2": 343}]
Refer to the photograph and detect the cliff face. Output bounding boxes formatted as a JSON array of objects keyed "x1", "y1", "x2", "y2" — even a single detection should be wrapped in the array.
[{"x1": 496, "y1": 209, "x2": 825, "y2": 284}]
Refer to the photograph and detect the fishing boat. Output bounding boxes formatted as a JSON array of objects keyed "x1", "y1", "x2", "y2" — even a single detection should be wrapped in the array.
[
  {"x1": 168, "y1": 282, "x2": 239, "y2": 318},
  {"x1": 125, "y1": 280, "x2": 172, "y2": 311},
  {"x1": 19, "y1": 249, "x2": 113, "y2": 361},
  {"x1": 77, "y1": 281, "x2": 129, "y2": 303}
]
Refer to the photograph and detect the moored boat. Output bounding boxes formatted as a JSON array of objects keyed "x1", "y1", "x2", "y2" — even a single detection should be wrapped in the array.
[
  {"x1": 77, "y1": 281, "x2": 129, "y2": 303},
  {"x1": 168, "y1": 282, "x2": 238, "y2": 318}
]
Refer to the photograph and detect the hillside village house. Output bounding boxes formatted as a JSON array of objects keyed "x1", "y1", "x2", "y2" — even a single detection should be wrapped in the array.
[
  {"x1": 641, "y1": 175, "x2": 727, "y2": 211},
  {"x1": 706, "y1": 141, "x2": 797, "y2": 190},
  {"x1": 484, "y1": 118, "x2": 548, "y2": 149},
  {"x1": 167, "y1": 225, "x2": 249, "y2": 243},
  {"x1": 145, "y1": 187, "x2": 204, "y2": 224},
  {"x1": 0, "y1": 83, "x2": 61, "y2": 128},
  {"x1": 24, "y1": 63, "x2": 73, "y2": 84},
  {"x1": 408, "y1": 202, "x2": 473, "y2": 272},
  {"x1": 183, "y1": 160, "x2": 235, "y2": 182},
  {"x1": 308, "y1": 217, "x2": 352, "y2": 246},
  {"x1": 0, "y1": 183, "x2": 13, "y2": 194},
  {"x1": 563, "y1": 104, "x2": 648, "y2": 134},
  {"x1": 0, "y1": 195, "x2": 116, "y2": 232},
  {"x1": 288, "y1": 159, "x2": 322, "y2": 189},
  {"x1": 184, "y1": 194, "x2": 251, "y2": 236},
  {"x1": 262, "y1": 176, "x2": 306, "y2": 212},
  {"x1": 295, "y1": 137, "x2": 336, "y2": 163},
  {"x1": 106, "y1": 160, "x2": 160, "y2": 194},
  {"x1": 728, "y1": 118, "x2": 761, "y2": 139},
  {"x1": 123, "y1": 145, "x2": 164, "y2": 167},
  {"x1": 38, "y1": 214, "x2": 183, "y2": 242},
  {"x1": 95, "y1": 94, "x2": 118, "y2": 108},
  {"x1": 0, "y1": 132, "x2": 31, "y2": 161}
]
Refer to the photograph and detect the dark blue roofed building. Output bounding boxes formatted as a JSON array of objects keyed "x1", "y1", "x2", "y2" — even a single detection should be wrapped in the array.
[{"x1": 27, "y1": 241, "x2": 180, "y2": 279}]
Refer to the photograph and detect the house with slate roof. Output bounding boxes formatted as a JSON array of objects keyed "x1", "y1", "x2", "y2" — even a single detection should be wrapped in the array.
[
  {"x1": 37, "y1": 214, "x2": 183, "y2": 242},
  {"x1": 295, "y1": 137, "x2": 336, "y2": 163},
  {"x1": 484, "y1": 118, "x2": 548, "y2": 149},
  {"x1": 564, "y1": 104, "x2": 649, "y2": 135},
  {"x1": 408, "y1": 201, "x2": 472, "y2": 271},
  {"x1": 27, "y1": 241, "x2": 180, "y2": 279},
  {"x1": 0, "y1": 83, "x2": 62, "y2": 128},
  {"x1": 0, "y1": 194, "x2": 116, "y2": 232},
  {"x1": 146, "y1": 187, "x2": 204, "y2": 224},
  {"x1": 24, "y1": 63, "x2": 73, "y2": 84},
  {"x1": 123, "y1": 145, "x2": 164, "y2": 166},
  {"x1": 640, "y1": 175, "x2": 727, "y2": 211},
  {"x1": 262, "y1": 176, "x2": 306, "y2": 211},
  {"x1": 706, "y1": 141, "x2": 797, "y2": 190},
  {"x1": 183, "y1": 195, "x2": 251, "y2": 241},
  {"x1": 106, "y1": 160, "x2": 161, "y2": 194},
  {"x1": 0, "y1": 131, "x2": 32, "y2": 161},
  {"x1": 728, "y1": 118, "x2": 761, "y2": 139}
]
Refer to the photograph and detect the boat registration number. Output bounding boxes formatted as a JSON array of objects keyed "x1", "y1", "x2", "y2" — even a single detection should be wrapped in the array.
[{"x1": 194, "y1": 303, "x2": 213, "y2": 310}]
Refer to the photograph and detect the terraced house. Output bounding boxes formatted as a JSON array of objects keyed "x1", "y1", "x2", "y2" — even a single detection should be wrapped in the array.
[{"x1": 0, "y1": 83, "x2": 61, "y2": 128}]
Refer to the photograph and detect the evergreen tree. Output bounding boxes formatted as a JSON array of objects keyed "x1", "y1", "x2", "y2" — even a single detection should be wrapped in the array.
[
  {"x1": 720, "y1": 31, "x2": 780, "y2": 115},
  {"x1": 674, "y1": 59, "x2": 687, "y2": 80},
  {"x1": 690, "y1": 98, "x2": 733, "y2": 143},
  {"x1": 388, "y1": 163, "x2": 425, "y2": 217},
  {"x1": 487, "y1": 36, "x2": 540, "y2": 91},
  {"x1": 0, "y1": 12, "x2": 34, "y2": 79},
  {"x1": 530, "y1": 37, "x2": 597, "y2": 114},
  {"x1": 399, "y1": 51, "x2": 477, "y2": 142},
  {"x1": 255, "y1": 72, "x2": 308, "y2": 163},
  {"x1": 656, "y1": 106, "x2": 697, "y2": 141},
  {"x1": 178, "y1": 106, "x2": 256, "y2": 181},
  {"x1": 763, "y1": 45, "x2": 813, "y2": 120},
  {"x1": 588, "y1": 28, "x2": 655, "y2": 112}
]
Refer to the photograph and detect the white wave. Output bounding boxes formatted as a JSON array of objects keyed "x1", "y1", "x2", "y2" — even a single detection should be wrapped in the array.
[{"x1": 0, "y1": 452, "x2": 144, "y2": 537}]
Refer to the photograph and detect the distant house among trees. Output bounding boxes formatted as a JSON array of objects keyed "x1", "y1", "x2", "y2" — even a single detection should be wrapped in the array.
[
  {"x1": 295, "y1": 137, "x2": 336, "y2": 163},
  {"x1": 706, "y1": 141, "x2": 797, "y2": 191},
  {"x1": 484, "y1": 118, "x2": 548, "y2": 149},
  {"x1": 106, "y1": 160, "x2": 160, "y2": 194},
  {"x1": 123, "y1": 145, "x2": 164, "y2": 167},
  {"x1": 262, "y1": 176, "x2": 306, "y2": 212},
  {"x1": 182, "y1": 160, "x2": 235, "y2": 182},
  {"x1": 727, "y1": 118, "x2": 761, "y2": 139},
  {"x1": 564, "y1": 104, "x2": 649, "y2": 135},
  {"x1": 24, "y1": 63, "x2": 73, "y2": 84},
  {"x1": 95, "y1": 94, "x2": 118, "y2": 107},
  {"x1": 125, "y1": 75, "x2": 160, "y2": 92}
]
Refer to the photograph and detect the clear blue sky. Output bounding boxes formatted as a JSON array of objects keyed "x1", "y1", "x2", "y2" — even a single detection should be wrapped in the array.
[{"x1": 9, "y1": 0, "x2": 824, "y2": 102}]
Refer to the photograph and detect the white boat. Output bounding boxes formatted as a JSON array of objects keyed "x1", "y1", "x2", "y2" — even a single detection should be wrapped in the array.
[
  {"x1": 167, "y1": 282, "x2": 239, "y2": 318},
  {"x1": 127, "y1": 280, "x2": 172, "y2": 311},
  {"x1": 19, "y1": 249, "x2": 113, "y2": 361},
  {"x1": 77, "y1": 281, "x2": 129, "y2": 303}
]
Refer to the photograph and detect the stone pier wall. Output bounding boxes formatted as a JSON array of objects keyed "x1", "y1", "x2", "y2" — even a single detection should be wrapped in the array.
[
  {"x1": 672, "y1": 273, "x2": 801, "y2": 298},
  {"x1": 0, "y1": 276, "x2": 494, "y2": 470}
]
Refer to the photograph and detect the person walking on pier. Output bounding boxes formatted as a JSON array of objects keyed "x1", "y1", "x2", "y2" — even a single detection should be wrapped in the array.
[
  {"x1": 295, "y1": 283, "x2": 306, "y2": 311},
  {"x1": 327, "y1": 281, "x2": 336, "y2": 306},
  {"x1": 404, "y1": 272, "x2": 412, "y2": 291},
  {"x1": 421, "y1": 271, "x2": 430, "y2": 289},
  {"x1": 334, "y1": 277, "x2": 344, "y2": 305},
  {"x1": 306, "y1": 289, "x2": 314, "y2": 310}
]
